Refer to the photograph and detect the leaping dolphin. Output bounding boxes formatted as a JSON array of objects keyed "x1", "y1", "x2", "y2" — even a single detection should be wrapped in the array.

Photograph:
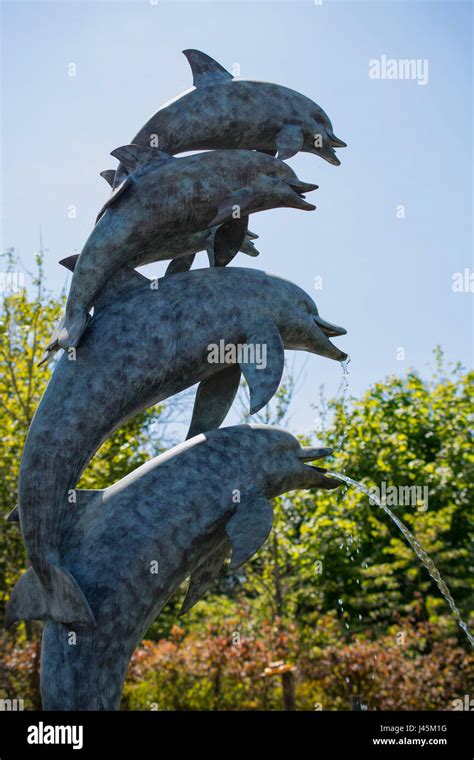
[
  {"x1": 98, "y1": 167, "x2": 260, "y2": 273},
  {"x1": 44, "y1": 147, "x2": 318, "y2": 358},
  {"x1": 112, "y1": 48, "x2": 346, "y2": 188},
  {"x1": 10, "y1": 425, "x2": 341, "y2": 709},
  {"x1": 6, "y1": 266, "x2": 347, "y2": 630}
]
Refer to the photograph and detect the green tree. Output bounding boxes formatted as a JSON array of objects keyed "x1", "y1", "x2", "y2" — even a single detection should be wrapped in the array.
[{"x1": 240, "y1": 353, "x2": 473, "y2": 645}]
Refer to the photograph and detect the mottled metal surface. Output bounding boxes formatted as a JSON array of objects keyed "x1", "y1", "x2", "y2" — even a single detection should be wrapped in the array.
[
  {"x1": 36, "y1": 424, "x2": 341, "y2": 710},
  {"x1": 113, "y1": 49, "x2": 346, "y2": 187},
  {"x1": 6, "y1": 266, "x2": 347, "y2": 630},
  {"x1": 58, "y1": 221, "x2": 261, "y2": 279},
  {"x1": 46, "y1": 148, "x2": 317, "y2": 354}
]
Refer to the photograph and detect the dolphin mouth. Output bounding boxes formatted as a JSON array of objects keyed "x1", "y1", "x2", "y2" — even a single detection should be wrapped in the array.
[
  {"x1": 297, "y1": 447, "x2": 342, "y2": 489},
  {"x1": 325, "y1": 131, "x2": 347, "y2": 165},
  {"x1": 310, "y1": 315, "x2": 348, "y2": 361},
  {"x1": 287, "y1": 181, "x2": 318, "y2": 211},
  {"x1": 299, "y1": 446, "x2": 332, "y2": 474},
  {"x1": 315, "y1": 128, "x2": 345, "y2": 165},
  {"x1": 314, "y1": 315, "x2": 347, "y2": 338}
]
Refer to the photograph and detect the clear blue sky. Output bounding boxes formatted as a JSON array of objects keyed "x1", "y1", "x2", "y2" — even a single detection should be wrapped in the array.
[{"x1": 1, "y1": 0, "x2": 472, "y2": 434}]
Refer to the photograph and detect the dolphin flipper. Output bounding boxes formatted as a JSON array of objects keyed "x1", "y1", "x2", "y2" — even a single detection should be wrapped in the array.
[
  {"x1": 179, "y1": 538, "x2": 231, "y2": 616},
  {"x1": 5, "y1": 565, "x2": 96, "y2": 628},
  {"x1": 206, "y1": 216, "x2": 249, "y2": 268},
  {"x1": 165, "y1": 254, "x2": 196, "y2": 276},
  {"x1": 240, "y1": 320, "x2": 284, "y2": 414},
  {"x1": 207, "y1": 189, "x2": 254, "y2": 228},
  {"x1": 182, "y1": 49, "x2": 233, "y2": 88},
  {"x1": 226, "y1": 493, "x2": 274, "y2": 568},
  {"x1": 186, "y1": 365, "x2": 241, "y2": 440},
  {"x1": 214, "y1": 216, "x2": 249, "y2": 267},
  {"x1": 275, "y1": 124, "x2": 304, "y2": 160}
]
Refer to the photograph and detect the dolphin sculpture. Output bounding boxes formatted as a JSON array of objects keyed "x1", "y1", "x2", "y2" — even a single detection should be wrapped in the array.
[
  {"x1": 13, "y1": 424, "x2": 341, "y2": 709},
  {"x1": 60, "y1": 221, "x2": 259, "y2": 286},
  {"x1": 98, "y1": 167, "x2": 260, "y2": 271},
  {"x1": 6, "y1": 266, "x2": 347, "y2": 630},
  {"x1": 112, "y1": 48, "x2": 346, "y2": 189},
  {"x1": 44, "y1": 147, "x2": 318, "y2": 358}
]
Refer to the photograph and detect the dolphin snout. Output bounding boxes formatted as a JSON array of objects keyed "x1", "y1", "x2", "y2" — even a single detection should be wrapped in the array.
[
  {"x1": 314, "y1": 315, "x2": 347, "y2": 338},
  {"x1": 328, "y1": 133, "x2": 347, "y2": 149},
  {"x1": 291, "y1": 180, "x2": 319, "y2": 194},
  {"x1": 297, "y1": 447, "x2": 333, "y2": 461},
  {"x1": 310, "y1": 315, "x2": 347, "y2": 361},
  {"x1": 285, "y1": 180, "x2": 318, "y2": 211}
]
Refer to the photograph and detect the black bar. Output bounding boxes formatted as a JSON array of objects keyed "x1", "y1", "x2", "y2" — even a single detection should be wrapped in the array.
[{"x1": 0, "y1": 710, "x2": 472, "y2": 758}]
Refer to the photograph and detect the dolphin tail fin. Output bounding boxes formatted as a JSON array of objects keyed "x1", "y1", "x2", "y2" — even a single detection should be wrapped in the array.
[
  {"x1": 37, "y1": 343, "x2": 59, "y2": 367},
  {"x1": 39, "y1": 307, "x2": 90, "y2": 366},
  {"x1": 5, "y1": 565, "x2": 96, "y2": 628},
  {"x1": 51, "y1": 307, "x2": 90, "y2": 350},
  {"x1": 6, "y1": 504, "x2": 19, "y2": 522}
]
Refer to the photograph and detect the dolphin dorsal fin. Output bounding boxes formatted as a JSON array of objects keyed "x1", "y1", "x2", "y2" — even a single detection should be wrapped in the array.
[
  {"x1": 110, "y1": 144, "x2": 173, "y2": 174},
  {"x1": 93, "y1": 266, "x2": 150, "y2": 313},
  {"x1": 100, "y1": 169, "x2": 116, "y2": 187},
  {"x1": 182, "y1": 49, "x2": 233, "y2": 88},
  {"x1": 59, "y1": 254, "x2": 80, "y2": 272}
]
